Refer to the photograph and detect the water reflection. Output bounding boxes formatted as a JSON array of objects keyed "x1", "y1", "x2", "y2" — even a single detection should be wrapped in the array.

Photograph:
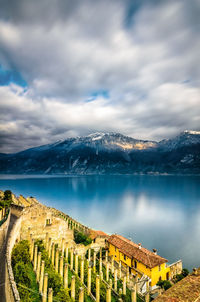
[{"x1": 0, "y1": 174, "x2": 199, "y2": 269}]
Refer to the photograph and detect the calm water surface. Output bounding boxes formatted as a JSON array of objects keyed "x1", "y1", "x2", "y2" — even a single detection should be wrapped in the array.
[{"x1": 0, "y1": 175, "x2": 199, "y2": 270}]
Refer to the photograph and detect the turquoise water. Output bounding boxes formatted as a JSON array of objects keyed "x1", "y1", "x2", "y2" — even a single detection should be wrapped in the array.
[{"x1": 0, "y1": 174, "x2": 200, "y2": 270}]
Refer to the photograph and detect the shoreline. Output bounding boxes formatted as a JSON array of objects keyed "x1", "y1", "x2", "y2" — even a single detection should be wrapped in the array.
[{"x1": 0, "y1": 173, "x2": 200, "y2": 179}]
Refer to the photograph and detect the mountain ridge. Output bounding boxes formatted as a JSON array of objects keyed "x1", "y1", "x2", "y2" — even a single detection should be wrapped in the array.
[{"x1": 0, "y1": 131, "x2": 199, "y2": 175}]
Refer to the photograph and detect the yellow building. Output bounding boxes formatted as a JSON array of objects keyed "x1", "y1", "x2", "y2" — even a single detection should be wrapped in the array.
[{"x1": 108, "y1": 234, "x2": 170, "y2": 288}]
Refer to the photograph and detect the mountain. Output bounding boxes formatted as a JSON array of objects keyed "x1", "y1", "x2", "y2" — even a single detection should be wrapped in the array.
[
  {"x1": 0, "y1": 131, "x2": 200, "y2": 174},
  {"x1": 159, "y1": 131, "x2": 200, "y2": 150}
]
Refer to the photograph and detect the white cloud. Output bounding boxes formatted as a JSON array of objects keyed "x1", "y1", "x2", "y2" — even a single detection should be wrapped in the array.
[{"x1": 0, "y1": 0, "x2": 199, "y2": 152}]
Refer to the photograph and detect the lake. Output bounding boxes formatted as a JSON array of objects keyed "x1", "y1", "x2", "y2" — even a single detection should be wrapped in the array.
[{"x1": 0, "y1": 174, "x2": 199, "y2": 270}]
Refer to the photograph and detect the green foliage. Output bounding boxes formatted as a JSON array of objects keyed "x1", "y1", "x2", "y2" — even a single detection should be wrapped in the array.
[
  {"x1": 157, "y1": 280, "x2": 172, "y2": 290},
  {"x1": 12, "y1": 240, "x2": 40, "y2": 302},
  {"x1": 174, "y1": 274, "x2": 184, "y2": 282},
  {"x1": 4, "y1": 189, "x2": 12, "y2": 201},
  {"x1": 46, "y1": 268, "x2": 63, "y2": 295},
  {"x1": 35, "y1": 239, "x2": 52, "y2": 267},
  {"x1": 17, "y1": 285, "x2": 32, "y2": 302},
  {"x1": 13, "y1": 261, "x2": 31, "y2": 288},
  {"x1": 0, "y1": 190, "x2": 12, "y2": 209},
  {"x1": 0, "y1": 212, "x2": 9, "y2": 226},
  {"x1": 12, "y1": 240, "x2": 30, "y2": 268},
  {"x1": 74, "y1": 230, "x2": 92, "y2": 246},
  {"x1": 56, "y1": 288, "x2": 70, "y2": 302},
  {"x1": 182, "y1": 268, "x2": 189, "y2": 277},
  {"x1": 173, "y1": 268, "x2": 189, "y2": 283}
]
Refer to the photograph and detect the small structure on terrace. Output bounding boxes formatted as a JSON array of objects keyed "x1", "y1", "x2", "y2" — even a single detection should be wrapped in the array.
[{"x1": 89, "y1": 229, "x2": 109, "y2": 245}]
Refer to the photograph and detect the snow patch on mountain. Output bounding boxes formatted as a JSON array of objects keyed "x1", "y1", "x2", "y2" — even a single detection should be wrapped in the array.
[{"x1": 184, "y1": 130, "x2": 200, "y2": 135}]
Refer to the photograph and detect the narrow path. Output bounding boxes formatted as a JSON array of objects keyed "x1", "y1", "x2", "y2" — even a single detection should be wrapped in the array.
[{"x1": 0, "y1": 213, "x2": 18, "y2": 302}]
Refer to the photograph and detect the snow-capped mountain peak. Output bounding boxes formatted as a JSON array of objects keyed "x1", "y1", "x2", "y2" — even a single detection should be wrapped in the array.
[
  {"x1": 87, "y1": 132, "x2": 107, "y2": 141},
  {"x1": 159, "y1": 130, "x2": 200, "y2": 150},
  {"x1": 0, "y1": 130, "x2": 199, "y2": 174}
]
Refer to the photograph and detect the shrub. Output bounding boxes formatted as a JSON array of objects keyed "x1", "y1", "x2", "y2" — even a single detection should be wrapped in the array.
[
  {"x1": 12, "y1": 240, "x2": 30, "y2": 267},
  {"x1": 55, "y1": 288, "x2": 70, "y2": 302},
  {"x1": 12, "y1": 240, "x2": 40, "y2": 302},
  {"x1": 157, "y1": 280, "x2": 172, "y2": 290},
  {"x1": 74, "y1": 230, "x2": 92, "y2": 246},
  {"x1": 13, "y1": 261, "x2": 31, "y2": 288},
  {"x1": 182, "y1": 268, "x2": 189, "y2": 277},
  {"x1": 174, "y1": 268, "x2": 189, "y2": 283}
]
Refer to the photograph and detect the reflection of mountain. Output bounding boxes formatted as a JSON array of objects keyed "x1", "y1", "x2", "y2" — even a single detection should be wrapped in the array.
[{"x1": 0, "y1": 131, "x2": 200, "y2": 174}]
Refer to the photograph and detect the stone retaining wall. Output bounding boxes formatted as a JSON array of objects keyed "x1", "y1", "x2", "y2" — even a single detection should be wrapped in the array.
[
  {"x1": 10, "y1": 204, "x2": 24, "y2": 218},
  {"x1": 20, "y1": 203, "x2": 73, "y2": 245},
  {"x1": 0, "y1": 211, "x2": 10, "y2": 254},
  {"x1": 5, "y1": 216, "x2": 22, "y2": 302}
]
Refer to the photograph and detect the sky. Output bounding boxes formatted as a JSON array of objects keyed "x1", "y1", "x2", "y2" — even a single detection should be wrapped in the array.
[{"x1": 0, "y1": 0, "x2": 200, "y2": 153}]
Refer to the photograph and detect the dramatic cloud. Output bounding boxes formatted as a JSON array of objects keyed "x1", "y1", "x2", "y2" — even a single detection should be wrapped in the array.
[{"x1": 0, "y1": 0, "x2": 199, "y2": 152}]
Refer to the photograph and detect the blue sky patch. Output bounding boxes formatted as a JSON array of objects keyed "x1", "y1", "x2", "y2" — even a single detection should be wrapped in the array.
[
  {"x1": 86, "y1": 90, "x2": 109, "y2": 102},
  {"x1": 0, "y1": 64, "x2": 27, "y2": 87}
]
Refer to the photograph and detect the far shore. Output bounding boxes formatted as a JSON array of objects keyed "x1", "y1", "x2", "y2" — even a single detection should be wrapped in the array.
[{"x1": 0, "y1": 173, "x2": 200, "y2": 180}]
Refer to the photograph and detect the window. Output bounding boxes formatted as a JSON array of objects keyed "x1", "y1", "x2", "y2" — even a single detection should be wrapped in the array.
[
  {"x1": 159, "y1": 276, "x2": 162, "y2": 281},
  {"x1": 46, "y1": 218, "x2": 51, "y2": 225},
  {"x1": 124, "y1": 255, "x2": 126, "y2": 261},
  {"x1": 134, "y1": 260, "x2": 137, "y2": 269},
  {"x1": 159, "y1": 265, "x2": 161, "y2": 271}
]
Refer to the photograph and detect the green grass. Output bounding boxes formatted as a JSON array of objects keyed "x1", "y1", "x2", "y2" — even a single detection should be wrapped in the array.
[{"x1": 26, "y1": 263, "x2": 41, "y2": 302}]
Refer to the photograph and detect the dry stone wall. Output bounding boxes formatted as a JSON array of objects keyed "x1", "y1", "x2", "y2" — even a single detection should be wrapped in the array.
[
  {"x1": 10, "y1": 204, "x2": 24, "y2": 217},
  {"x1": 5, "y1": 216, "x2": 22, "y2": 302},
  {"x1": 20, "y1": 204, "x2": 73, "y2": 245},
  {"x1": 0, "y1": 211, "x2": 10, "y2": 254}
]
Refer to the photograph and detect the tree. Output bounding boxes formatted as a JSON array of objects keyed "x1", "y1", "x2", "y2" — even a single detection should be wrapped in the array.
[
  {"x1": 0, "y1": 190, "x2": 12, "y2": 209},
  {"x1": 4, "y1": 190, "x2": 12, "y2": 201}
]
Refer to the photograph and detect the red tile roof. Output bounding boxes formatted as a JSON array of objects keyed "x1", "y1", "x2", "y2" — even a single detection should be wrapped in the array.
[
  {"x1": 154, "y1": 268, "x2": 200, "y2": 302},
  {"x1": 108, "y1": 234, "x2": 167, "y2": 268},
  {"x1": 89, "y1": 230, "x2": 108, "y2": 240}
]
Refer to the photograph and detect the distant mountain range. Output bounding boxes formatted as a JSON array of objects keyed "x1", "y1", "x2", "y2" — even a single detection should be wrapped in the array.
[{"x1": 0, "y1": 130, "x2": 200, "y2": 174}]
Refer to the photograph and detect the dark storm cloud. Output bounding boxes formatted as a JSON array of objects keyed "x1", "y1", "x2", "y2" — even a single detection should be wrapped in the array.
[{"x1": 0, "y1": 0, "x2": 199, "y2": 152}]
